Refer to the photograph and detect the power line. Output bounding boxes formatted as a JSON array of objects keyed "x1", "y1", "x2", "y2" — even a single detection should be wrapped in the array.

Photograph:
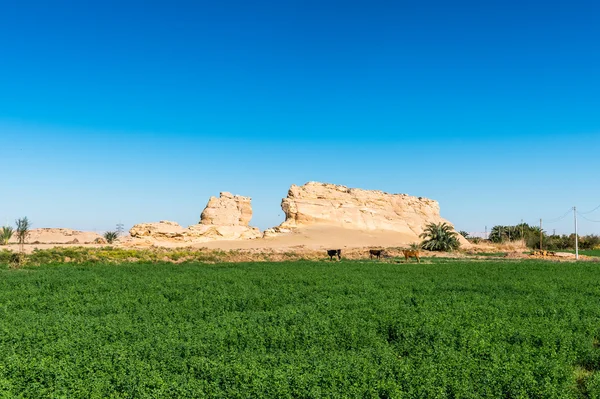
[
  {"x1": 579, "y1": 204, "x2": 600, "y2": 215},
  {"x1": 544, "y1": 208, "x2": 573, "y2": 224},
  {"x1": 577, "y1": 212, "x2": 600, "y2": 223}
]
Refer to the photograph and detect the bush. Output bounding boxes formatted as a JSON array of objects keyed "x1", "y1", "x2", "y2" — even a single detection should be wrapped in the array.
[
  {"x1": 103, "y1": 231, "x2": 119, "y2": 244},
  {"x1": 409, "y1": 242, "x2": 421, "y2": 251},
  {"x1": 1, "y1": 226, "x2": 13, "y2": 245},
  {"x1": 420, "y1": 222, "x2": 460, "y2": 251}
]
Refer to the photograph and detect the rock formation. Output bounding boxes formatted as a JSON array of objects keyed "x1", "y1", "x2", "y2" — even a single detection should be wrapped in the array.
[
  {"x1": 265, "y1": 182, "x2": 469, "y2": 246},
  {"x1": 200, "y1": 192, "x2": 253, "y2": 226},
  {"x1": 129, "y1": 192, "x2": 261, "y2": 242}
]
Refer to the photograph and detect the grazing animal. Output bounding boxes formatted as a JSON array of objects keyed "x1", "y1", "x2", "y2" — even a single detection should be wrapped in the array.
[
  {"x1": 327, "y1": 249, "x2": 341, "y2": 261},
  {"x1": 402, "y1": 249, "x2": 421, "y2": 263},
  {"x1": 369, "y1": 249, "x2": 383, "y2": 260}
]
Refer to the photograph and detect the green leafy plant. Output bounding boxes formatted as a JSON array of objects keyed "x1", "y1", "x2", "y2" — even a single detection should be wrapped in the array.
[
  {"x1": 469, "y1": 237, "x2": 482, "y2": 244},
  {"x1": 15, "y1": 217, "x2": 31, "y2": 253},
  {"x1": 458, "y1": 230, "x2": 469, "y2": 238},
  {"x1": 408, "y1": 242, "x2": 421, "y2": 251},
  {"x1": 420, "y1": 222, "x2": 460, "y2": 251},
  {"x1": 1, "y1": 258, "x2": 600, "y2": 396},
  {"x1": 1, "y1": 226, "x2": 13, "y2": 245},
  {"x1": 103, "y1": 231, "x2": 119, "y2": 244}
]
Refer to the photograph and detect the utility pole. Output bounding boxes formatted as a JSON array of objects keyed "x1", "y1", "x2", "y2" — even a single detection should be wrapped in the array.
[
  {"x1": 574, "y1": 206, "x2": 579, "y2": 260},
  {"x1": 540, "y1": 219, "x2": 543, "y2": 250},
  {"x1": 521, "y1": 219, "x2": 524, "y2": 245},
  {"x1": 485, "y1": 225, "x2": 487, "y2": 240}
]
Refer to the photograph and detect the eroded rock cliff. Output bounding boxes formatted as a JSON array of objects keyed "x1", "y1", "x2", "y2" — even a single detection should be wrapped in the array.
[{"x1": 265, "y1": 182, "x2": 469, "y2": 246}]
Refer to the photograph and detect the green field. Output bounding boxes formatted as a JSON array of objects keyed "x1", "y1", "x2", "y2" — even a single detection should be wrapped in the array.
[
  {"x1": 564, "y1": 249, "x2": 600, "y2": 257},
  {"x1": 1, "y1": 259, "x2": 600, "y2": 398}
]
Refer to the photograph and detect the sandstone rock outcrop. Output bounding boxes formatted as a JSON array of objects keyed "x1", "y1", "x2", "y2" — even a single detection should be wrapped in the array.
[
  {"x1": 200, "y1": 192, "x2": 253, "y2": 226},
  {"x1": 129, "y1": 192, "x2": 261, "y2": 242},
  {"x1": 265, "y1": 182, "x2": 469, "y2": 247}
]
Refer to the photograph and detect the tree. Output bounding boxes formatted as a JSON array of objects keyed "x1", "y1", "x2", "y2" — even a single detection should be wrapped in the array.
[
  {"x1": 104, "y1": 231, "x2": 118, "y2": 244},
  {"x1": 489, "y1": 225, "x2": 508, "y2": 243},
  {"x1": 15, "y1": 217, "x2": 31, "y2": 253},
  {"x1": 420, "y1": 222, "x2": 460, "y2": 251},
  {"x1": 1, "y1": 226, "x2": 13, "y2": 245},
  {"x1": 458, "y1": 230, "x2": 469, "y2": 238}
]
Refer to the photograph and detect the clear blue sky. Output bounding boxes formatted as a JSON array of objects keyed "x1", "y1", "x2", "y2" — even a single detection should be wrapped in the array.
[{"x1": 1, "y1": 0, "x2": 599, "y2": 235}]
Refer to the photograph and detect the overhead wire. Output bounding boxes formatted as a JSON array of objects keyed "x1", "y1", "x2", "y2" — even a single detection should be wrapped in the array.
[
  {"x1": 579, "y1": 204, "x2": 600, "y2": 215},
  {"x1": 544, "y1": 208, "x2": 573, "y2": 224},
  {"x1": 577, "y1": 212, "x2": 600, "y2": 223}
]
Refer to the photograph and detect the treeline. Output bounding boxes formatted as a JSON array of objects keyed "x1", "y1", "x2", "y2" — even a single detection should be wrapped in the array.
[{"x1": 481, "y1": 223, "x2": 600, "y2": 250}]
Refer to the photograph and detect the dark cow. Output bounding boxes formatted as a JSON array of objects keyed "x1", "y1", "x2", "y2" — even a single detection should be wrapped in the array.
[
  {"x1": 327, "y1": 249, "x2": 341, "y2": 261},
  {"x1": 369, "y1": 249, "x2": 384, "y2": 260}
]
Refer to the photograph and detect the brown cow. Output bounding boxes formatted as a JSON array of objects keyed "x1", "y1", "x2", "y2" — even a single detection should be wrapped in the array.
[{"x1": 402, "y1": 249, "x2": 421, "y2": 263}]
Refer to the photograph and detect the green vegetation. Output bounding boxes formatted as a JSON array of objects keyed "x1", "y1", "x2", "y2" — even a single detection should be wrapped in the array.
[
  {"x1": 103, "y1": 231, "x2": 119, "y2": 244},
  {"x1": 489, "y1": 223, "x2": 600, "y2": 251},
  {"x1": 468, "y1": 236, "x2": 482, "y2": 244},
  {"x1": 563, "y1": 249, "x2": 600, "y2": 257},
  {"x1": 474, "y1": 252, "x2": 508, "y2": 257},
  {"x1": 408, "y1": 242, "x2": 421, "y2": 251},
  {"x1": 458, "y1": 230, "x2": 469, "y2": 238},
  {"x1": 15, "y1": 216, "x2": 31, "y2": 253},
  {"x1": 2, "y1": 258, "x2": 600, "y2": 397},
  {"x1": 0, "y1": 246, "x2": 312, "y2": 266},
  {"x1": 420, "y1": 222, "x2": 460, "y2": 251},
  {"x1": 489, "y1": 223, "x2": 539, "y2": 244},
  {"x1": 0, "y1": 226, "x2": 13, "y2": 245}
]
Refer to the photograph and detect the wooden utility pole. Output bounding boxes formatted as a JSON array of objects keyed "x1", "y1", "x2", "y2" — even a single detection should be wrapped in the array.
[{"x1": 521, "y1": 219, "x2": 524, "y2": 246}]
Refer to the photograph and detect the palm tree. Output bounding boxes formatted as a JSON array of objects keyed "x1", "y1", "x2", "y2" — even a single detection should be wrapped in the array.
[
  {"x1": 103, "y1": 231, "x2": 118, "y2": 244},
  {"x1": 15, "y1": 217, "x2": 31, "y2": 253},
  {"x1": 420, "y1": 222, "x2": 460, "y2": 251},
  {"x1": 489, "y1": 225, "x2": 506, "y2": 243},
  {"x1": 458, "y1": 230, "x2": 469, "y2": 238},
  {"x1": 1, "y1": 226, "x2": 14, "y2": 245}
]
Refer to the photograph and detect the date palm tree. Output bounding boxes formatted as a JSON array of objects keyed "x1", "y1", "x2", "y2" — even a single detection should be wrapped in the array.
[
  {"x1": 420, "y1": 222, "x2": 460, "y2": 251},
  {"x1": 104, "y1": 231, "x2": 119, "y2": 244},
  {"x1": 15, "y1": 217, "x2": 31, "y2": 253}
]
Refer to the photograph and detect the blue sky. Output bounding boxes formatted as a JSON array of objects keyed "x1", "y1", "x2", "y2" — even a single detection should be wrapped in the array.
[{"x1": 1, "y1": 0, "x2": 599, "y2": 235}]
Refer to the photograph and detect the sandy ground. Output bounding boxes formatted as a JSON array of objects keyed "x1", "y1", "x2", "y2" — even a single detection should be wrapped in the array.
[
  {"x1": 2, "y1": 226, "x2": 596, "y2": 262},
  {"x1": 3, "y1": 226, "x2": 435, "y2": 254},
  {"x1": 192, "y1": 226, "x2": 421, "y2": 250}
]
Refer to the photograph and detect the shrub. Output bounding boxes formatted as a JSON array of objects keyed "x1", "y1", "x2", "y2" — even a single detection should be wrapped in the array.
[
  {"x1": 103, "y1": 231, "x2": 119, "y2": 244},
  {"x1": 1, "y1": 226, "x2": 13, "y2": 245},
  {"x1": 458, "y1": 230, "x2": 469, "y2": 238},
  {"x1": 420, "y1": 222, "x2": 460, "y2": 251},
  {"x1": 409, "y1": 242, "x2": 421, "y2": 251}
]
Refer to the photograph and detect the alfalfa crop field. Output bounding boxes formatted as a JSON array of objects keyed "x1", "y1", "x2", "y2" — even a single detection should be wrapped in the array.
[{"x1": 1, "y1": 257, "x2": 600, "y2": 398}]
